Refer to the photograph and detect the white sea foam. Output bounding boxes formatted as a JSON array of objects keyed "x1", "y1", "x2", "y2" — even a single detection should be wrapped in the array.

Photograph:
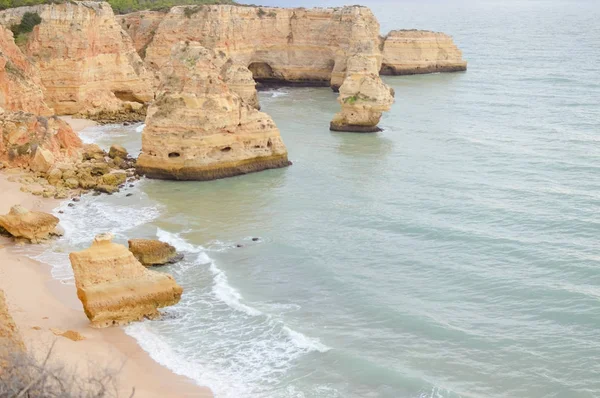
[
  {"x1": 283, "y1": 326, "x2": 331, "y2": 353},
  {"x1": 156, "y1": 227, "x2": 204, "y2": 254},
  {"x1": 135, "y1": 123, "x2": 145, "y2": 133},
  {"x1": 33, "y1": 196, "x2": 331, "y2": 397}
]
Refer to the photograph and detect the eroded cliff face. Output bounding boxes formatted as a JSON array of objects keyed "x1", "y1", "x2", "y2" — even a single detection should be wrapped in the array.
[
  {"x1": 331, "y1": 55, "x2": 395, "y2": 132},
  {"x1": 380, "y1": 30, "x2": 467, "y2": 75},
  {"x1": 69, "y1": 233, "x2": 183, "y2": 328},
  {"x1": 124, "y1": 5, "x2": 382, "y2": 90},
  {"x1": 0, "y1": 110, "x2": 82, "y2": 172},
  {"x1": 136, "y1": 42, "x2": 289, "y2": 181},
  {"x1": 0, "y1": 26, "x2": 52, "y2": 115},
  {"x1": 0, "y1": 1, "x2": 153, "y2": 117}
]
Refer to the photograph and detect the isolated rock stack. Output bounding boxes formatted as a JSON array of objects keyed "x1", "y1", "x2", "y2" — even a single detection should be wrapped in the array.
[
  {"x1": 330, "y1": 55, "x2": 395, "y2": 132},
  {"x1": 136, "y1": 41, "x2": 290, "y2": 181}
]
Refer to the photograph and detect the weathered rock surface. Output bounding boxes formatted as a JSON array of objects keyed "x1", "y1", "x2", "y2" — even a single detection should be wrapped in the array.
[
  {"x1": 0, "y1": 290, "x2": 24, "y2": 352},
  {"x1": 0, "y1": 110, "x2": 82, "y2": 172},
  {"x1": 136, "y1": 42, "x2": 289, "y2": 181},
  {"x1": 0, "y1": 1, "x2": 153, "y2": 117},
  {"x1": 380, "y1": 30, "x2": 467, "y2": 75},
  {"x1": 123, "y1": 5, "x2": 382, "y2": 90},
  {"x1": 0, "y1": 205, "x2": 60, "y2": 243},
  {"x1": 330, "y1": 55, "x2": 395, "y2": 132},
  {"x1": 0, "y1": 26, "x2": 52, "y2": 115},
  {"x1": 69, "y1": 233, "x2": 183, "y2": 328},
  {"x1": 128, "y1": 239, "x2": 183, "y2": 266}
]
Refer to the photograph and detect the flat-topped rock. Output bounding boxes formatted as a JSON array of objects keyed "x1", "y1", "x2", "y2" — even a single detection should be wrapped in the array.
[
  {"x1": 0, "y1": 205, "x2": 60, "y2": 243},
  {"x1": 69, "y1": 233, "x2": 183, "y2": 328},
  {"x1": 380, "y1": 30, "x2": 467, "y2": 75}
]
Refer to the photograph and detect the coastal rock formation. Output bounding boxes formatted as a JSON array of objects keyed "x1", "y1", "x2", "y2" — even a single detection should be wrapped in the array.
[
  {"x1": 0, "y1": 205, "x2": 59, "y2": 243},
  {"x1": 136, "y1": 42, "x2": 289, "y2": 181},
  {"x1": 330, "y1": 55, "x2": 395, "y2": 132},
  {"x1": 69, "y1": 233, "x2": 183, "y2": 328},
  {"x1": 128, "y1": 239, "x2": 183, "y2": 266},
  {"x1": 124, "y1": 5, "x2": 382, "y2": 90},
  {"x1": 0, "y1": 110, "x2": 82, "y2": 172},
  {"x1": 380, "y1": 30, "x2": 467, "y2": 75},
  {"x1": 0, "y1": 290, "x2": 24, "y2": 352},
  {"x1": 0, "y1": 26, "x2": 52, "y2": 115},
  {"x1": 0, "y1": 1, "x2": 153, "y2": 117}
]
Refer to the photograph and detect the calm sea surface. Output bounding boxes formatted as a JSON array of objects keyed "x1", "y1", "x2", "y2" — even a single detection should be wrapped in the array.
[{"x1": 36, "y1": 1, "x2": 600, "y2": 396}]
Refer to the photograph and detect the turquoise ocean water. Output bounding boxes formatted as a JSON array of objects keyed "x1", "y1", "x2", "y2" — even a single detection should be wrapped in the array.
[{"x1": 35, "y1": 1, "x2": 600, "y2": 396}]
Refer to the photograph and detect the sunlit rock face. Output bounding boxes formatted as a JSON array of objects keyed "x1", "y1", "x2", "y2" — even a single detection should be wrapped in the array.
[
  {"x1": 69, "y1": 233, "x2": 183, "y2": 328},
  {"x1": 0, "y1": 1, "x2": 153, "y2": 117}
]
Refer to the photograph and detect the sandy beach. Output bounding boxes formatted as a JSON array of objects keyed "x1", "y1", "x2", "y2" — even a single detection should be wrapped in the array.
[{"x1": 0, "y1": 122, "x2": 212, "y2": 397}]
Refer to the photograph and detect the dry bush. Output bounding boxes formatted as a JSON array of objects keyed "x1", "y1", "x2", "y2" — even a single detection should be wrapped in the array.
[{"x1": 0, "y1": 341, "x2": 133, "y2": 398}]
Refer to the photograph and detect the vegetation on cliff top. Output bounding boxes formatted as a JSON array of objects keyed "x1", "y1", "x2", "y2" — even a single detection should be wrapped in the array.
[{"x1": 0, "y1": 0, "x2": 236, "y2": 14}]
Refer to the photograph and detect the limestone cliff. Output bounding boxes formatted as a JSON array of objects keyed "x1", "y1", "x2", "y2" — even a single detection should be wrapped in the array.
[
  {"x1": 126, "y1": 5, "x2": 382, "y2": 90},
  {"x1": 380, "y1": 30, "x2": 467, "y2": 75},
  {"x1": 0, "y1": 1, "x2": 153, "y2": 117},
  {"x1": 0, "y1": 205, "x2": 60, "y2": 243},
  {"x1": 0, "y1": 26, "x2": 52, "y2": 115},
  {"x1": 0, "y1": 109, "x2": 82, "y2": 173},
  {"x1": 331, "y1": 55, "x2": 395, "y2": 132},
  {"x1": 136, "y1": 42, "x2": 289, "y2": 181},
  {"x1": 69, "y1": 233, "x2": 183, "y2": 328}
]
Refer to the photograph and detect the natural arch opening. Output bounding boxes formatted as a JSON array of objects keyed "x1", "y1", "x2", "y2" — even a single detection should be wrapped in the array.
[
  {"x1": 248, "y1": 62, "x2": 276, "y2": 81},
  {"x1": 379, "y1": 63, "x2": 396, "y2": 76}
]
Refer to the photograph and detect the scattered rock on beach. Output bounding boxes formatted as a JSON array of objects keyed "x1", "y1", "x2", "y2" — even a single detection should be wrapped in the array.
[
  {"x1": 128, "y1": 239, "x2": 184, "y2": 266},
  {"x1": 69, "y1": 233, "x2": 183, "y2": 328},
  {"x1": 0, "y1": 205, "x2": 60, "y2": 243}
]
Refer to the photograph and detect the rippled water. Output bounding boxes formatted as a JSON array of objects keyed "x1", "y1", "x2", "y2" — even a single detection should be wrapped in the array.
[{"x1": 35, "y1": 1, "x2": 600, "y2": 397}]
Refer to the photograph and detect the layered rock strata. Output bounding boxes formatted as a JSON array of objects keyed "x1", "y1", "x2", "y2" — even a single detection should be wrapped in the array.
[
  {"x1": 0, "y1": 26, "x2": 52, "y2": 115},
  {"x1": 122, "y1": 5, "x2": 382, "y2": 90},
  {"x1": 380, "y1": 30, "x2": 467, "y2": 75},
  {"x1": 0, "y1": 1, "x2": 153, "y2": 117},
  {"x1": 0, "y1": 205, "x2": 60, "y2": 243},
  {"x1": 69, "y1": 233, "x2": 183, "y2": 328},
  {"x1": 136, "y1": 42, "x2": 289, "y2": 181},
  {"x1": 330, "y1": 55, "x2": 395, "y2": 133},
  {"x1": 128, "y1": 239, "x2": 183, "y2": 266}
]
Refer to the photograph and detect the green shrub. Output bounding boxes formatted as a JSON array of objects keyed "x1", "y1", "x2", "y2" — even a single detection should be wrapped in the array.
[
  {"x1": 10, "y1": 11, "x2": 41, "y2": 37},
  {"x1": 256, "y1": 7, "x2": 266, "y2": 17}
]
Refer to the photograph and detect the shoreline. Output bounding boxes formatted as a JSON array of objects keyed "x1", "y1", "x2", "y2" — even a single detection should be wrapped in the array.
[{"x1": 0, "y1": 120, "x2": 212, "y2": 397}]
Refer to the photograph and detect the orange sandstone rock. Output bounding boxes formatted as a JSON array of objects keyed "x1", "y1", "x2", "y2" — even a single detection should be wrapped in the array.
[
  {"x1": 0, "y1": 110, "x2": 82, "y2": 172},
  {"x1": 0, "y1": 205, "x2": 60, "y2": 243},
  {"x1": 0, "y1": 26, "x2": 52, "y2": 115},
  {"x1": 128, "y1": 239, "x2": 183, "y2": 266},
  {"x1": 69, "y1": 233, "x2": 183, "y2": 328},
  {"x1": 0, "y1": 1, "x2": 153, "y2": 117}
]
